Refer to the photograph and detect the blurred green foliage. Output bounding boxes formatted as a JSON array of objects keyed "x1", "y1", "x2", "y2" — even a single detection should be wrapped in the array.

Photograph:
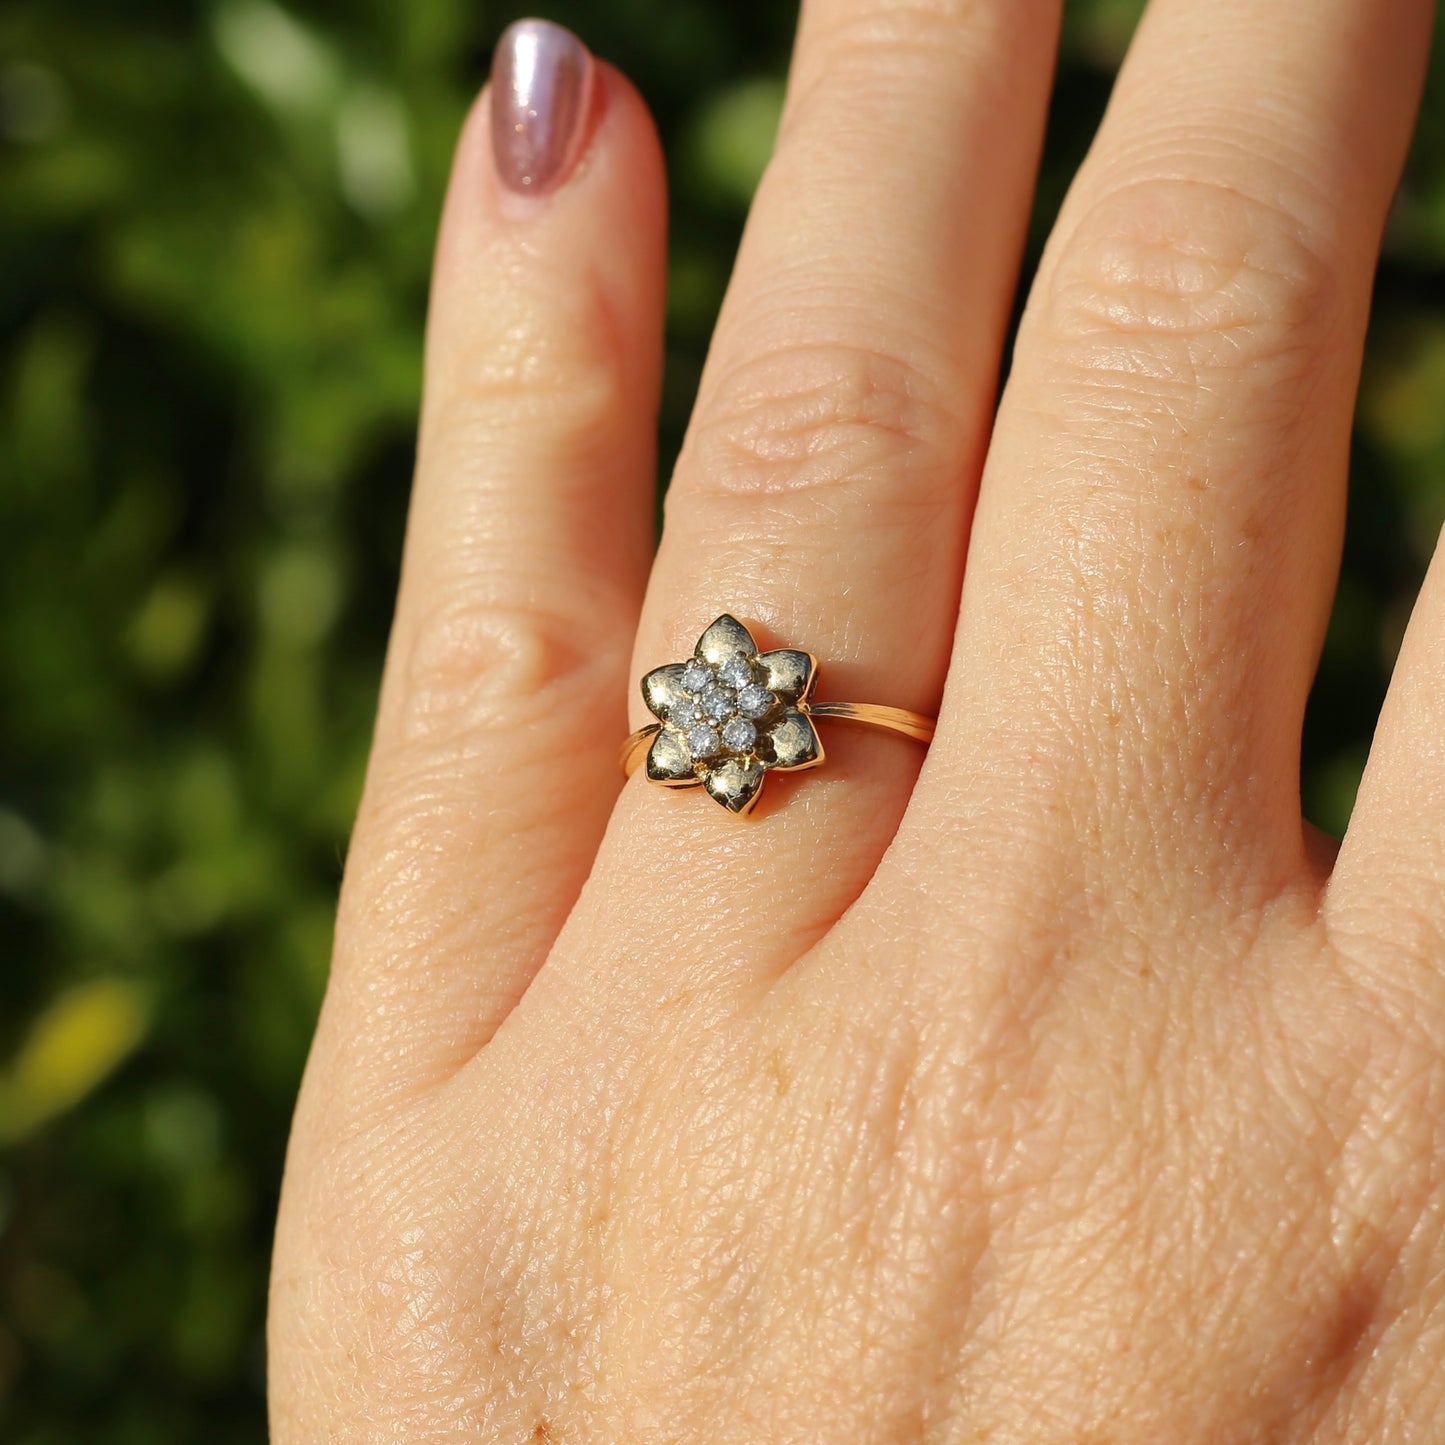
[{"x1": 1, "y1": 0, "x2": 1443, "y2": 1436}]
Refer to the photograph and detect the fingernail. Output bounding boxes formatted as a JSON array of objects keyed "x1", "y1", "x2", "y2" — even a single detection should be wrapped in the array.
[{"x1": 490, "y1": 18, "x2": 595, "y2": 197}]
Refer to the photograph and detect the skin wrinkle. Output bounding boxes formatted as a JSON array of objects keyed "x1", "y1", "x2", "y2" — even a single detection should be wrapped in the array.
[
  {"x1": 784, "y1": 0, "x2": 1029, "y2": 123},
  {"x1": 1036, "y1": 179, "x2": 1337, "y2": 396},
  {"x1": 422, "y1": 239, "x2": 625, "y2": 426},
  {"x1": 678, "y1": 341, "x2": 957, "y2": 504},
  {"x1": 396, "y1": 601, "x2": 617, "y2": 736}
]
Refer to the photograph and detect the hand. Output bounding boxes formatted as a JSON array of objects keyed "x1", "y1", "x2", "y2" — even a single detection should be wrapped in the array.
[{"x1": 268, "y1": 3, "x2": 1445, "y2": 1438}]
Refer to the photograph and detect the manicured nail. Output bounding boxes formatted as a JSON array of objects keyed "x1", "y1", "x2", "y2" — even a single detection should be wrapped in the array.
[{"x1": 490, "y1": 18, "x2": 595, "y2": 197}]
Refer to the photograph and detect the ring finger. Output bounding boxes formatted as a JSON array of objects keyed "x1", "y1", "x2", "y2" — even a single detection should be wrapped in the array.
[{"x1": 528, "y1": 0, "x2": 1063, "y2": 1025}]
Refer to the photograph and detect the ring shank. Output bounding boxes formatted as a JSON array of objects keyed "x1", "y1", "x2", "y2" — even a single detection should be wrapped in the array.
[
  {"x1": 805, "y1": 700, "x2": 936, "y2": 742},
  {"x1": 619, "y1": 701, "x2": 936, "y2": 777}
]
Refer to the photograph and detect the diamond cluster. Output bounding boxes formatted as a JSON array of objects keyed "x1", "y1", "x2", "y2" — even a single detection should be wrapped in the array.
[
  {"x1": 639, "y1": 615, "x2": 826, "y2": 814},
  {"x1": 670, "y1": 652, "x2": 776, "y2": 760}
]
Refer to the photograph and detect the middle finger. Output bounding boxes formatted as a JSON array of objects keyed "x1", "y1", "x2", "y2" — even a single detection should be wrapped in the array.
[{"x1": 917, "y1": 0, "x2": 1432, "y2": 922}]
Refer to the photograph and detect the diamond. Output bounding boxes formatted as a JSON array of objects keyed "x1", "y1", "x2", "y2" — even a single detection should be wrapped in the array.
[
  {"x1": 717, "y1": 654, "x2": 753, "y2": 688},
  {"x1": 736, "y1": 683, "x2": 774, "y2": 719},
  {"x1": 681, "y1": 660, "x2": 712, "y2": 694},
  {"x1": 721, "y1": 717, "x2": 757, "y2": 753},
  {"x1": 670, "y1": 694, "x2": 700, "y2": 723},
  {"x1": 701, "y1": 684, "x2": 735, "y2": 720},
  {"x1": 685, "y1": 725, "x2": 720, "y2": 759}
]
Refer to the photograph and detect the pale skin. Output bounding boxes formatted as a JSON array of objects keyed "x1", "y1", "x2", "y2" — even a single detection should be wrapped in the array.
[{"x1": 268, "y1": 0, "x2": 1445, "y2": 1438}]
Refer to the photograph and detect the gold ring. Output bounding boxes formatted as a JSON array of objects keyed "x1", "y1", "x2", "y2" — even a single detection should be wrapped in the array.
[{"x1": 619, "y1": 614, "x2": 936, "y2": 816}]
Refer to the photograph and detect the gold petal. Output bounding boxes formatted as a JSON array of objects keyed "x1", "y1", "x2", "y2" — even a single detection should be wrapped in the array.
[
  {"x1": 702, "y1": 756, "x2": 766, "y2": 814},
  {"x1": 695, "y1": 614, "x2": 757, "y2": 666},
  {"x1": 641, "y1": 663, "x2": 690, "y2": 723},
  {"x1": 758, "y1": 649, "x2": 817, "y2": 705},
  {"x1": 646, "y1": 728, "x2": 699, "y2": 786},
  {"x1": 764, "y1": 709, "x2": 823, "y2": 772}
]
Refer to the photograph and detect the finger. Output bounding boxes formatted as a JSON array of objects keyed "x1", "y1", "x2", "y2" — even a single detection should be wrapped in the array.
[
  {"x1": 1327, "y1": 530, "x2": 1445, "y2": 963},
  {"x1": 526, "y1": 0, "x2": 1062, "y2": 1023},
  {"x1": 321, "y1": 25, "x2": 667, "y2": 1099},
  {"x1": 922, "y1": 0, "x2": 1433, "y2": 906}
]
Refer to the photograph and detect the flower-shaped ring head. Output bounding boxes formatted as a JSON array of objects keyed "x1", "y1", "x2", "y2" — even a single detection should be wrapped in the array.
[{"x1": 639, "y1": 615, "x2": 824, "y2": 815}]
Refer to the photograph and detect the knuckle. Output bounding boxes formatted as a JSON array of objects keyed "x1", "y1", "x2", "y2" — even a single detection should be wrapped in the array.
[
  {"x1": 812, "y1": 0, "x2": 998, "y2": 63},
  {"x1": 784, "y1": 0, "x2": 1043, "y2": 149},
  {"x1": 425, "y1": 284, "x2": 628, "y2": 443},
  {"x1": 397, "y1": 598, "x2": 625, "y2": 747},
  {"x1": 1038, "y1": 173, "x2": 1331, "y2": 390},
  {"x1": 677, "y1": 340, "x2": 953, "y2": 507}
]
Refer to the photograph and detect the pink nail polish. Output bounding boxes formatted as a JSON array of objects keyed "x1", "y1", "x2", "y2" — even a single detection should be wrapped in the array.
[{"x1": 490, "y1": 18, "x2": 595, "y2": 197}]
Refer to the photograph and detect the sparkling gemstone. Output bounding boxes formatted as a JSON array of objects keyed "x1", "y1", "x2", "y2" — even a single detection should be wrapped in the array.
[
  {"x1": 680, "y1": 660, "x2": 712, "y2": 694},
  {"x1": 701, "y1": 684, "x2": 735, "y2": 721},
  {"x1": 721, "y1": 717, "x2": 757, "y2": 752},
  {"x1": 670, "y1": 694, "x2": 700, "y2": 723},
  {"x1": 685, "y1": 724, "x2": 720, "y2": 759},
  {"x1": 736, "y1": 683, "x2": 774, "y2": 719},
  {"x1": 717, "y1": 653, "x2": 753, "y2": 688}
]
